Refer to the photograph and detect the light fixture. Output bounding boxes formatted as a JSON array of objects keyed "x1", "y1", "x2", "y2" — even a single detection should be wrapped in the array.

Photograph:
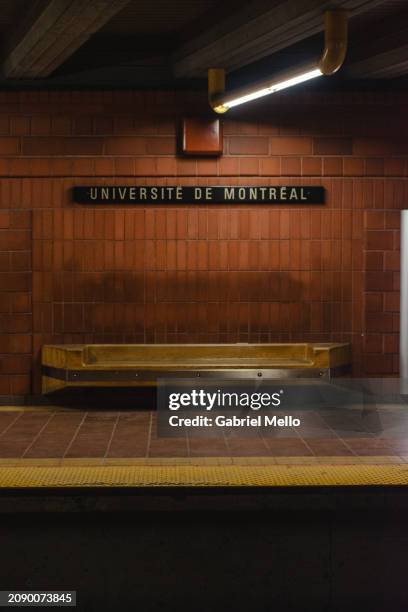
[
  {"x1": 208, "y1": 10, "x2": 348, "y2": 113},
  {"x1": 211, "y1": 65, "x2": 323, "y2": 113}
]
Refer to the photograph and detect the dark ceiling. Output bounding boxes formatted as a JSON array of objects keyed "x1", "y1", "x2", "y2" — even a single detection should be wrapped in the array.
[{"x1": 0, "y1": 0, "x2": 407, "y2": 90}]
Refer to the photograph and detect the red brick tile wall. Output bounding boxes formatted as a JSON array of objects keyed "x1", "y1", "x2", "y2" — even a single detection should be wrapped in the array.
[{"x1": 0, "y1": 90, "x2": 406, "y2": 397}]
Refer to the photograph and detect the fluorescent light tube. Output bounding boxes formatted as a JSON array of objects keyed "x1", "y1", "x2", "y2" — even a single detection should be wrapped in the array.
[{"x1": 213, "y1": 67, "x2": 322, "y2": 113}]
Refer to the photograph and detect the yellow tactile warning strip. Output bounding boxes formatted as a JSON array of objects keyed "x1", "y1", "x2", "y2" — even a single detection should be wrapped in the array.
[{"x1": 0, "y1": 463, "x2": 408, "y2": 487}]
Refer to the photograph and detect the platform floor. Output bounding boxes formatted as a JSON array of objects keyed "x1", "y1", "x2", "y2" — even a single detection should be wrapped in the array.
[{"x1": 0, "y1": 404, "x2": 407, "y2": 486}]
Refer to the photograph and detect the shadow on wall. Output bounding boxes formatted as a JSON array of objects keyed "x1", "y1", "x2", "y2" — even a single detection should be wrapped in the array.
[{"x1": 38, "y1": 270, "x2": 320, "y2": 336}]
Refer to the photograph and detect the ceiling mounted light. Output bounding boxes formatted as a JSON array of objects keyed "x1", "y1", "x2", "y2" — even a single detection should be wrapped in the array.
[{"x1": 208, "y1": 10, "x2": 348, "y2": 114}]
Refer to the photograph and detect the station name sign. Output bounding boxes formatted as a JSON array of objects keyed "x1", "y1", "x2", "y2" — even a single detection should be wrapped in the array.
[{"x1": 73, "y1": 186, "x2": 325, "y2": 205}]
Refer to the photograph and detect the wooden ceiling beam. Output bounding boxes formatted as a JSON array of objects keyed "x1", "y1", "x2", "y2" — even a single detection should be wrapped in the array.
[
  {"x1": 348, "y1": 47, "x2": 408, "y2": 79},
  {"x1": 347, "y1": 25, "x2": 408, "y2": 78},
  {"x1": 173, "y1": 0, "x2": 387, "y2": 78},
  {"x1": 3, "y1": 0, "x2": 131, "y2": 78}
]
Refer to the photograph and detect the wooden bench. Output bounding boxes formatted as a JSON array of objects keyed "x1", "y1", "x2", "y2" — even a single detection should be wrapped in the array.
[{"x1": 41, "y1": 343, "x2": 351, "y2": 394}]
